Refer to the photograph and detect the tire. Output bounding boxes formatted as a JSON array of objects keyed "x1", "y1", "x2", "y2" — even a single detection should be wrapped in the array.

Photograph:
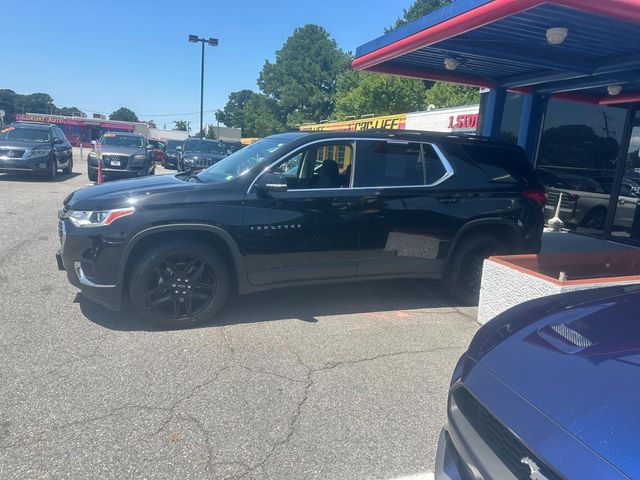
[
  {"x1": 129, "y1": 240, "x2": 230, "y2": 328},
  {"x1": 47, "y1": 157, "x2": 57, "y2": 181},
  {"x1": 444, "y1": 233, "x2": 507, "y2": 305},
  {"x1": 62, "y1": 155, "x2": 73, "y2": 174},
  {"x1": 88, "y1": 169, "x2": 97, "y2": 182}
]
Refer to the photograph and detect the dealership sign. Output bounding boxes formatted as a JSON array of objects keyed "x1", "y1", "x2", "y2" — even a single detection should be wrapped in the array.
[
  {"x1": 300, "y1": 113, "x2": 407, "y2": 132},
  {"x1": 16, "y1": 114, "x2": 67, "y2": 124},
  {"x1": 300, "y1": 105, "x2": 480, "y2": 134}
]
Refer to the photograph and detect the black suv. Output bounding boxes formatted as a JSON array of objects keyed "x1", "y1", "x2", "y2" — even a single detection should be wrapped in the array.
[
  {"x1": 87, "y1": 132, "x2": 155, "y2": 182},
  {"x1": 57, "y1": 130, "x2": 545, "y2": 328},
  {"x1": 0, "y1": 122, "x2": 73, "y2": 180},
  {"x1": 178, "y1": 138, "x2": 227, "y2": 171}
]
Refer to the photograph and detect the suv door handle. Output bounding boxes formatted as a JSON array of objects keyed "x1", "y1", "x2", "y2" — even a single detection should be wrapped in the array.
[
  {"x1": 438, "y1": 197, "x2": 459, "y2": 204},
  {"x1": 332, "y1": 200, "x2": 355, "y2": 208}
]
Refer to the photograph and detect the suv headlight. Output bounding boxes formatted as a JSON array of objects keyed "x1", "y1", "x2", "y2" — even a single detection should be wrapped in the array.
[
  {"x1": 64, "y1": 207, "x2": 135, "y2": 227},
  {"x1": 183, "y1": 157, "x2": 195, "y2": 163},
  {"x1": 24, "y1": 148, "x2": 51, "y2": 159},
  {"x1": 133, "y1": 154, "x2": 146, "y2": 161}
]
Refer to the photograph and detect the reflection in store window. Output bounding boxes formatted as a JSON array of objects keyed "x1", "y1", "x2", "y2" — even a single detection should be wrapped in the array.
[
  {"x1": 535, "y1": 99, "x2": 626, "y2": 235},
  {"x1": 611, "y1": 113, "x2": 640, "y2": 242}
]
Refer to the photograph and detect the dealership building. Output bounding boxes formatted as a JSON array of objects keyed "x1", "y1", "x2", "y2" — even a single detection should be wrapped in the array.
[{"x1": 352, "y1": 0, "x2": 640, "y2": 249}]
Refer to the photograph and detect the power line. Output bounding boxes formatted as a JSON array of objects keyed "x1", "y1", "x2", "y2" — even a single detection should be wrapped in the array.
[{"x1": 71, "y1": 107, "x2": 219, "y2": 118}]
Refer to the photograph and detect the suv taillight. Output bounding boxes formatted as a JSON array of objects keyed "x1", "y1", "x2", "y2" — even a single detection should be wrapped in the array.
[{"x1": 522, "y1": 189, "x2": 547, "y2": 206}]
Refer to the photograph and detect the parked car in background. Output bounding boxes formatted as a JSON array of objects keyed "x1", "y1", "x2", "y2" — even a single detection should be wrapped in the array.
[
  {"x1": 178, "y1": 138, "x2": 227, "y2": 171},
  {"x1": 0, "y1": 122, "x2": 73, "y2": 180},
  {"x1": 57, "y1": 131, "x2": 544, "y2": 328},
  {"x1": 87, "y1": 132, "x2": 155, "y2": 182},
  {"x1": 147, "y1": 139, "x2": 166, "y2": 164},
  {"x1": 221, "y1": 141, "x2": 243, "y2": 154},
  {"x1": 163, "y1": 139, "x2": 183, "y2": 169},
  {"x1": 436, "y1": 285, "x2": 640, "y2": 480}
]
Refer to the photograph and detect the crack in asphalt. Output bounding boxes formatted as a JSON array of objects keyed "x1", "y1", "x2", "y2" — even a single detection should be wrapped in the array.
[
  {"x1": 235, "y1": 345, "x2": 465, "y2": 479},
  {"x1": 2, "y1": 320, "x2": 468, "y2": 480}
]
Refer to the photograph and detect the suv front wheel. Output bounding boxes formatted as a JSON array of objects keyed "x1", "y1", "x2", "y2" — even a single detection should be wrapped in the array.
[
  {"x1": 129, "y1": 239, "x2": 230, "y2": 328},
  {"x1": 445, "y1": 233, "x2": 506, "y2": 305}
]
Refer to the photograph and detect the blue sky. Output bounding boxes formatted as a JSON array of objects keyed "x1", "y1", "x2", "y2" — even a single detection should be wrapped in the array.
[{"x1": 2, "y1": 0, "x2": 412, "y2": 127}]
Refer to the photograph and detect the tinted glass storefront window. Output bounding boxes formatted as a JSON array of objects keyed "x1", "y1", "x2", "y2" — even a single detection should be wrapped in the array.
[
  {"x1": 500, "y1": 93, "x2": 524, "y2": 144},
  {"x1": 536, "y1": 99, "x2": 627, "y2": 235},
  {"x1": 611, "y1": 111, "x2": 640, "y2": 243}
]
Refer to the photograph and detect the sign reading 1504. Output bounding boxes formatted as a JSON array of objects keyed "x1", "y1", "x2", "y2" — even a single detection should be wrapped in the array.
[{"x1": 448, "y1": 113, "x2": 479, "y2": 130}]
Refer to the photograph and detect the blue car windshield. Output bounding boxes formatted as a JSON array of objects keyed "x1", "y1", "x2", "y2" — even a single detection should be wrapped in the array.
[{"x1": 196, "y1": 138, "x2": 290, "y2": 184}]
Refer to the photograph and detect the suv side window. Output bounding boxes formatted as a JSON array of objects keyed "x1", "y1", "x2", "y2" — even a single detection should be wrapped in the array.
[
  {"x1": 53, "y1": 128, "x2": 65, "y2": 143},
  {"x1": 354, "y1": 140, "x2": 448, "y2": 187},
  {"x1": 460, "y1": 143, "x2": 535, "y2": 185},
  {"x1": 267, "y1": 141, "x2": 354, "y2": 190}
]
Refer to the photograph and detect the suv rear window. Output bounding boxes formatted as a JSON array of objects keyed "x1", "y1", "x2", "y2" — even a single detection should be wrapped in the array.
[{"x1": 461, "y1": 143, "x2": 535, "y2": 185}]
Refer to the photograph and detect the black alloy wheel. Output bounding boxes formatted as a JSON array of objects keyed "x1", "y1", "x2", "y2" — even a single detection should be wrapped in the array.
[
  {"x1": 145, "y1": 253, "x2": 216, "y2": 320},
  {"x1": 130, "y1": 240, "x2": 230, "y2": 328}
]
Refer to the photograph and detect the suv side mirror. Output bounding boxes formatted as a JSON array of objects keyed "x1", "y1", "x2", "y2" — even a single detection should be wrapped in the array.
[
  {"x1": 256, "y1": 173, "x2": 288, "y2": 196},
  {"x1": 53, "y1": 138, "x2": 64, "y2": 145},
  {"x1": 176, "y1": 145, "x2": 182, "y2": 151}
]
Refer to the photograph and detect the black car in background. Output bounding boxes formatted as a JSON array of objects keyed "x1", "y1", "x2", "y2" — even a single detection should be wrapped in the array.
[
  {"x1": 178, "y1": 138, "x2": 227, "y2": 171},
  {"x1": 0, "y1": 122, "x2": 73, "y2": 180},
  {"x1": 87, "y1": 132, "x2": 155, "y2": 182},
  {"x1": 163, "y1": 139, "x2": 184, "y2": 169},
  {"x1": 57, "y1": 130, "x2": 545, "y2": 328},
  {"x1": 221, "y1": 141, "x2": 244, "y2": 154}
]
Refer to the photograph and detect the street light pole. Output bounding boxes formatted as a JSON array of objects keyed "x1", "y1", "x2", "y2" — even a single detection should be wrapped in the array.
[
  {"x1": 200, "y1": 40, "x2": 205, "y2": 139},
  {"x1": 189, "y1": 34, "x2": 219, "y2": 139}
]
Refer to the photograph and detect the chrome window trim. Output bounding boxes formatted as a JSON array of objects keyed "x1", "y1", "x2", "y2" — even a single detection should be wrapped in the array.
[{"x1": 246, "y1": 137, "x2": 454, "y2": 195}]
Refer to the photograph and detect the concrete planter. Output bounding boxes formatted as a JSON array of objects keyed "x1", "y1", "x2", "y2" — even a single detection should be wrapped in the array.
[{"x1": 477, "y1": 251, "x2": 640, "y2": 324}]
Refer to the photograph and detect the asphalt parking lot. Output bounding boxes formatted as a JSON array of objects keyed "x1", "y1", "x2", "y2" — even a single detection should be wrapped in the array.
[{"x1": 0, "y1": 149, "x2": 479, "y2": 480}]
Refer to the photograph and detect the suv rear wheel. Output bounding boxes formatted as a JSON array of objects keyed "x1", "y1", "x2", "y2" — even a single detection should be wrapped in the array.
[
  {"x1": 445, "y1": 233, "x2": 506, "y2": 305},
  {"x1": 129, "y1": 240, "x2": 230, "y2": 328}
]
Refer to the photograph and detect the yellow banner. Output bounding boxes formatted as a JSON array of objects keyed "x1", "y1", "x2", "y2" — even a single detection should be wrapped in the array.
[{"x1": 300, "y1": 113, "x2": 407, "y2": 132}]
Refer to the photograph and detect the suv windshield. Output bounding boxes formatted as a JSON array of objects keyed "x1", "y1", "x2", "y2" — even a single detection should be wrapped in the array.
[
  {"x1": 166, "y1": 140, "x2": 183, "y2": 150},
  {"x1": 184, "y1": 140, "x2": 225, "y2": 154},
  {"x1": 100, "y1": 134, "x2": 144, "y2": 148},
  {"x1": 196, "y1": 137, "x2": 290, "y2": 183},
  {"x1": 0, "y1": 126, "x2": 50, "y2": 143}
]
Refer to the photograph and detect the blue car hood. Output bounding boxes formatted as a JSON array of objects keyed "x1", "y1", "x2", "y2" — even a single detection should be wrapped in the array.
[{"x1": 468, "y1": 286, "x2": 640, "y2": 478}]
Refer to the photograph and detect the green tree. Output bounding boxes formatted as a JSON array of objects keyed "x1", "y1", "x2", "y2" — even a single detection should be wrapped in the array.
[
  {"x1": 55, "y1": 106, "x2": 84, "y2": 117},
  {"x1": 19, "y1": 93, "x2": 55, "y2": 114},
  {"x1": 334, "y1": 71, "x2": 426, "y2": 118},
  {"x1": 258, "y1": 24, "x2": 350, "y2": 128},
  {"x1": 173, "y1": 120, "x2": 188, "y2": 131},
  {"x1": 215, "y1": 89, "x2": 256, "y2": 130},
  {"x1": 0, "y1": 89, "x2": 18, "y2": 123},
  {"x1": 387, "y1": 0, "x2": 453, "y2": 31},
  {"x1": 243, "y1": 94, "x2": 285, "y2": 137},
  {"x1": 424, "y1": 82, "x2": 480, "y2": 109},
  {"x1": 109, "y1": 107, "x2": 138, "y2": 122}
]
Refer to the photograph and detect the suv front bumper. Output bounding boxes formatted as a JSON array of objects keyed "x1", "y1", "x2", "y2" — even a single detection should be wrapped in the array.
[
  {"x1": 0, "y1": 156, "x2": 51, "y2": 173},
  {"x1": 56, "y1": 218, "x2": 127, "y2": 311}
]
